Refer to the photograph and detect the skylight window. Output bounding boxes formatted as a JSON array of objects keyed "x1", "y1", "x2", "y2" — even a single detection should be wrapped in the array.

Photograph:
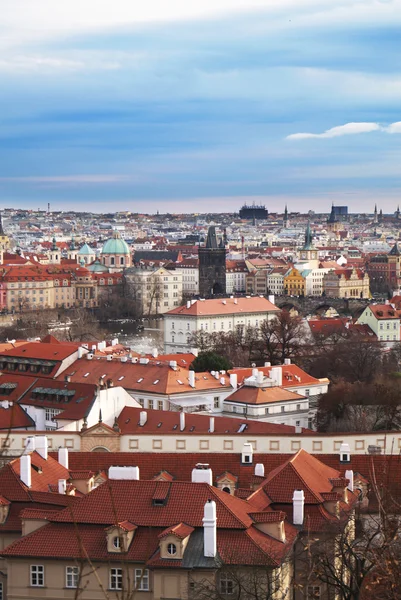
[
  {"x1": 137, "y1": 378, "x2": 144, "y2": 383},
  {"x1": 84, "y1": 373, "x2": 90, "y2": 377},
  {"x1": 118, "y1": 376, "x2": 124, "y2": 381},
  {"x1": 153, "y1": 380, "x2": 160, "y2": 385},
  {"x1": 177, "y1": 380, "x2": 183, "y2": 385},
  {"x1": 237, "y1": 424, "x2": 247, "y2": 433}
]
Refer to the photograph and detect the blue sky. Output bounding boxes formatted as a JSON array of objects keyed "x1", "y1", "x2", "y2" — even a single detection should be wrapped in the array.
[{"x1": 1, "y1": 0, "x2": 401, "y2": 213}]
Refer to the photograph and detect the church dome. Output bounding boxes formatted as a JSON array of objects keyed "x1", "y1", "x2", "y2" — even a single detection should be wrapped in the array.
[
  {"x1": 102, "y1": 231, "x2": 130, "y2": 255},
  {"x1": 78, "y1": 243, "x2": 95, "y2": 255},
  {"x1": 87, "y1": 260, "x2": 108, "y2": 273}
]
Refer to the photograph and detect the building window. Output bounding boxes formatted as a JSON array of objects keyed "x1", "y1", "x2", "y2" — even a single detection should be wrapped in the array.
[
  {"x1": 214, "y1": 397, "x2": 219, "y2": 409},
  {"x1": 110, "y1": 568, "x2": 122, "y2": 590},
  {"x1": 148, "y1": 400, "x2": 154, "y2": 410},
  {"x1": 176, "y1": 440, "x2": 186, "y2": 450},
  {"x1": 167, "y1": 543, "x2": 177, "y2": 556},
  {"x1": 135, "y1": 568, "x2": 149, "y2": 591},
  {"x1": 66, "y1": 566, "x2": 79, "y2": 588},
  {"x1": 113, "y1": 536, "x2": 121, "y2": 549},
  {"x1": 158, "y1": 400, "x2": 163, "y2": 411},
  {"x1": 30, "y1": 565, "x2": 44, "y2": 587},
  {"x1": 220, "y1": 574, "x2": 234, "y2": 595},
  {"x1": 129, "y1": 439, "x2": 139, "y2": 450}
]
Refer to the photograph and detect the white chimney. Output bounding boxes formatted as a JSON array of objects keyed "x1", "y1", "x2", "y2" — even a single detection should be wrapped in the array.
[
  {"x1": 186, "y1": 301, "x2": 191, "y2": 309},
  {"x1": 345, "y1": 469, "x2": 354, "y2": 493},
  {"x1": 214, "y1": 372, "x2": 219, "y2": 380},
  {"x1": 209, "y1": 417, "x2": 215, "y2": 433},
  {"x1": 192, "y1": 464, "x2": 213, "y2": 484},
  {"x1": 340, "y1": 443, "x2": 351, "y2": 463},
  {"x1": 255, "y1": 463, "x2": 265, "y2": 478},
  {"x1": 87, "y1": 353, "x2": 93, "y2": 360},
  {"x1": 20, "y1": 454, "x2": 31, "y2": 488},
  {"x1": 169, "y1": 360, "x2": 177, "y2": 369},
  {"x1": 219, "y1": 377, "x2": 225, "y2": 385},
  {"x1": 24, "y1": 436, "x2": 36, "y2": 454},
  {"x1": 284, "y1": 358, "x2": 291, "y2": 365},
  {"x1": 152, "y1": 348, "x2": 158, "y2": 358},
  {"x1": 111, "y1": 338, "x2": 119, "y2": 346},
  {"x1": 58, "y1": 479, "x2": 67, "y2": 495},
  {"x1": 252, "y1": 368, "x2": 258, "y2": 378},
  {"x1": 242, "y1": 442, "x2": 253, "y2": 465},
  {"x1": 58, "y1": 447, "x2": 69, "y2": 469},
  {"x1": 180, "y1": 412, "x2": 185, "y2": 431},
  {"x1": 293, "y1": 490, "x2": 305, "y2": 525},
  {"x1": 203, "y1": 500, "x2": 217, "y2": 557},
  {"x1": 257, "y1": 370, "x2": 264, "y2": 385},
  {"x1": 108, "y1": 466, "x2": 140, "y2": 480},
  {"x1": 139, "y1": 411, "x2": 148, "y2": 427},
  {"x1": 229, "y1": 373, "x2": 237, "y2": 390},
  {"x1": 268, "y1": 294, "x2": 275, "y2": 305},
  {"x1": 189, "y1": 370, "x2": 195, "y2": 388},
  {"x1": 107, "y1": 355, "x2": 113, "y2": 361},
  {"x1": 234, "y1": 298, "x2": 238, "y2": 305},
  {"x1": 77, "y1": 347, "x2": 84, "y2": 359},
  {"x1": 264, "y1": 362, "x2": 271, "y2": 367},
  {"x1": 270, "y1": 366, "x2": 282, "y2": 387},
  {"x1": 35, "y1": 436, "x2": 48, "y2": 460}
]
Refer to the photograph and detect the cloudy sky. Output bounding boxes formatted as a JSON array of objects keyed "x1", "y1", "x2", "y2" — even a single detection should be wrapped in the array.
[{"x1": 1, "y1": 0, "x2": 401, "y2": 213}]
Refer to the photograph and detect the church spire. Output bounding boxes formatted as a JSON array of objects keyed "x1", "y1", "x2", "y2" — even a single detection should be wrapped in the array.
[
  {"x1": 52, "y1": 236, "x2": 57, "y2": 251},
  {"x1": 303, "y1": 221, "x2": 313, "y2": 250}
]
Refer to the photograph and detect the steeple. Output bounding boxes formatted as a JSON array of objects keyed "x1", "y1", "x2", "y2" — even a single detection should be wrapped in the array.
[
  {"x1": 70, "y1": 232, "x2": 76, "y2": 251},
  {"x1": 303, "y1": 221, "x2": 313, "y2": 250},
  {"x1": 379, "y1": 208, "x2": 383, "y2": 223},
  {"x1": 283, "y1": 205, "x2": 289, "y2": 228},
  {"x1": 205, "y1": 226, "x2": 218, "y2": 249},
  {"x1": 52, "y1": 237, "x2": 57, "y2": 251},
  {"x1": 373, "y1": 204, "x2": 378, "y2": 224}
]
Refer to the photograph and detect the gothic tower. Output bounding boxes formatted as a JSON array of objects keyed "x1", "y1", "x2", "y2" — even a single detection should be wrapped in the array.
[
  {"x1": 199, "y1": 226, "x2": 227, "y2": 298},
  {"x1": 283, "y1": 205, "x2": 289, "y2": 228},
  {"x1": 373, "y1": 204, "x2": 378, "y2": 224}
]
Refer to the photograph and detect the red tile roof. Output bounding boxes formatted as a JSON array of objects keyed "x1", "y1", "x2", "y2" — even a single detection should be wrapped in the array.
[
  {"x1": 224, "y1": 385, "x2": 305, "y2": 405},
  {"x1": 166, "y1": 296, "x2": 280, "y2": 316}
]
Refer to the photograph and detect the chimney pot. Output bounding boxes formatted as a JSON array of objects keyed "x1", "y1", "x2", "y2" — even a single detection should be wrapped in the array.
[
  {"x1": 180, "y1": 411, "x2": 185, "y2": 431},
  {"x1": 209, "y1": 417, "x2": 215, "y2": 433},
  {"x1": 188, "y1": 370, "x2": 196, "y2": 388},
  {"x1": 229, "y1": 373, "x2": 237, "y2": 390},
  {"x1": 139, "y1": 411, "x2": 148, "y2": 427}
]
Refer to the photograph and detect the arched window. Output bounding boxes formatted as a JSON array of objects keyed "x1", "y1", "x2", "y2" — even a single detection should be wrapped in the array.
[{"x1": 167, "y1": 543, "x2": 177, "y2": 556}]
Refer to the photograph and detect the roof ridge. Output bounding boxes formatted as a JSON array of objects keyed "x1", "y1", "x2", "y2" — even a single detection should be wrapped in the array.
[{"x1": 207, "y1": 484, "x2": 252, "y2": 528}]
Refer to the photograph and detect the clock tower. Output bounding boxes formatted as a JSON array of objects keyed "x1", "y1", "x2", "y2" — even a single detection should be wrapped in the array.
[{"x1": 298, "y1": 222, "x2": 319, "y2": 269}]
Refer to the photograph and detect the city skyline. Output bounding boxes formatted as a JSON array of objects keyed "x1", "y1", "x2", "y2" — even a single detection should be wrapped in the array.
[{"x1": 2, "y1": 0, "x2": 401, "y2": 212}]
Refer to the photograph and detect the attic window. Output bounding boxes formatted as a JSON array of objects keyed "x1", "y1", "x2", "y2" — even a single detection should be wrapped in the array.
[
  {"x1": 153, "y1": 498, "x2": 165, "y2": 506},
  {"x1": 237, "y1": 424, "x2": 247, "y2": 433},
  {"x1": 137, "y1": 378, "x2": 144, "y2": 383},
  {"x1": 84, "y1": 373, "x2": 90, "y2": 378},
  {"x1": 189, "y1": 426, "x2": 195, "y2": 432},
  {"x1": 173, "y1": 424, "x2": 178, "y2": 430},
  {"x1": 153, "y1": 380, "x2": 160, "y2": 385},
  {"x1": 118, "y1": 376, "x2": 124, "y2": 381},
  {"x1": 177, "y1": 380, "x2": 183, "y2": 385},
  {"x1": 157, "y1": 422, "x2": 162, "y2": 428}
]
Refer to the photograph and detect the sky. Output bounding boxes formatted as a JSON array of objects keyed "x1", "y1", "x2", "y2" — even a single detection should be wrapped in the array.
[{"x1": 1, "y1": 0, "x2": 401, "y2": 214}]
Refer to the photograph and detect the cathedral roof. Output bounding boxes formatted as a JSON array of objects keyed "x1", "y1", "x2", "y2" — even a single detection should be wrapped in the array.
[{"x1": 102, "y1": 232, "x2": 130, "y2": 255}]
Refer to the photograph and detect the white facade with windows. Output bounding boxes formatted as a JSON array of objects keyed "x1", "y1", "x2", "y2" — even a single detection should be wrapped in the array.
[
  {"x1": 125, "y1": 266, "x2": 183, "y2": 316},
  {"x1": 175, "y1": 262, "x2": 199, "y2": 295}
]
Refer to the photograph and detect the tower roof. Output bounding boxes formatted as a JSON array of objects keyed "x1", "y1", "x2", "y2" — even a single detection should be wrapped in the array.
[
  {"x1": 205, "y1": 226, "x2": 218, "y2": 249},
  {"x1": 389, "y1": 243, "x2": 401, "y2": 256},
  {"x1": 0, "y1": 212, "x2": 5, "y2": 237},
  {"x1": 303, "y1": 222, "x2": 314, "y2": 250}
]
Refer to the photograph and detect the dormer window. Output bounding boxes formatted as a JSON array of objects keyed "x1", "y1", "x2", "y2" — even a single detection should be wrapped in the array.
[
  {"x1": 167, "y1": 543, "x2": 177, "y2": 556},
  {"x1": 113, "y1": 536, "x2": 121, "y2": 549}
]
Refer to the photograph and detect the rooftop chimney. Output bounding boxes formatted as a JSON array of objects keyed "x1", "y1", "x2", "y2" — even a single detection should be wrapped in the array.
[
  {"x1": 186, "y1": 301, "x2": 191, "y2": 309},
  {"x1": 241, "y1": 442, "x2": 253, "y2": 465},
  {"x1": 345, "y1": 469, "x2": 354, "y2": 492},
  {"x1": 24, "y1": 436, "x2": 35, "y2": 454},
  {"x1": 139, "y1": 411, "x2": 148, "y2": 427},
  {"x1": 257, "y1": 370, "x2": 264, "y2": 385},
  {"x1": 270, "y1": 366, "x2": 282, "y2": 387},
  {"x1": 77, "y1": 347, "x2": 84, "y2": 359},
  {"x1": 203, "y1": 499, "x2": 217, "y2": 558},
  {"x1": 35, "y1": 436, "x2": 48, "y2": 460},
  {"x1": 284, "y1": 358, "x2": 291, "y2": 365},
  {"x1": 339, "y1": 443, "x2": 351, "y2": 463},
  {"x1": 293, "y1": 489, "x2": 305, "y2": 525},
  {"x1": 255, "y1": 463, "x2": 265, "y2": 478},
  {"x1": 180, "y1": 411, "x2": 185, "y2": 431},
  {"x1": 20, "y1": 454, "x2": 31, "y2": 488},
  {"x1": 229, "y1": 373, "x2": 237, "y2": 390},
  {"x1": 58, "y1": 447, "x2": 69, "y2": 470},
  {"x1": 152, "y1": 348, "x2": 158, "y2": 358},
  {"x1": 58, "y1": 479, "x2": 67, "y2": 495},
  {"x1": 268, "y1": 294, "x2": 275, "y2": 305},
  {"x1": 192, "y1": 464, "x2": 213, "y2": 484},
  {"x1": 108, "y1": 466, "x2": 140, "y2": 480},
  {"x1": 264, "y1": 362, "x2": 271, "y2": 367},
  {"x1": 189, "y1": 370, "x2": 195, "y2": 388},
  {"x1": 209, "y1": 417, "x2": 215, "y2": 433}
]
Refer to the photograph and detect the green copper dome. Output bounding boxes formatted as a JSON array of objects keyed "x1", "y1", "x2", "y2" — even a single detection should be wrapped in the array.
[
  {"x1": 78, "y1": 243, "x2": 95, "y2": 255},
  {"x1": 87, "y1": 260, "x2": 108, "y2": 273},
  {"x1": 101, "y1": 231, "x2": 130, "y2": 255}
]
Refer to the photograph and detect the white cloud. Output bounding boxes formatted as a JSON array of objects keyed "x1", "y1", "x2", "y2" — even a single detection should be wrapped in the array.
[{"x1": 286, "y1": 121, "x2": 401, "y2": 140}]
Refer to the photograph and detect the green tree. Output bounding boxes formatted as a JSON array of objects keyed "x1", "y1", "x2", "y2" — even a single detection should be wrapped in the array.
[{"x1": 190, "y1": 351, "x2": 232, "y2": 372}]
